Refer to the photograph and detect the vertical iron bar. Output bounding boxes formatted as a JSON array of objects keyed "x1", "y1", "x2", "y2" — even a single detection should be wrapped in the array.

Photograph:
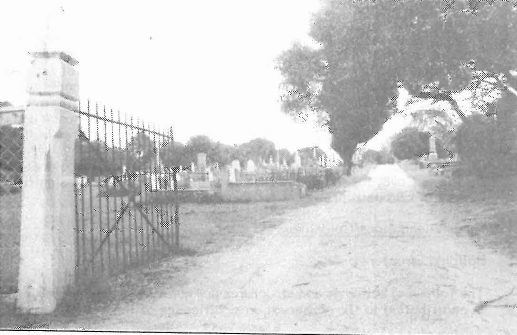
[
  {"x1": 169, "y1": 132, "x2": 174, "y2": 246},
  {"x1": 151, "y1": 127, "x2": 157, "y2": 258},
  {"x1": 139, "y1": 120, "x2": 146, "y2": 264},
  {"x1": 142, "y1": 124, "x2": 149, "y2": 262},
  {"x1": 88, "y1": 101, "x2": 95, "y2": 277},
  {"x1": 104, "y1": 106, "x2": 112, "y2": 275},
  {"x1": 111, "y1": 108, "x2": 120, "y2": 273},
  {"x1": 135, "y1": 118, "x2": 143, "y2": 264},
  {"x1": 96, "y1": 103, "x2": 104, "y2": 274},
  {"x1": 127, "y1": 115, "x2": 133, "y2": 265},
  {"x1": 73, "y1": 107, "x2": 80, "y2": 283},
  {"x1": 150, "y1": 198, "x2": 156, "y2": 259},
  {"x1": 74, "y1": 162, "x2": 80, "y2": 283},
  {"x1": 173, "y1": 170, "x2": 179, "y2": 247},
  {"x1": 159, "y1": 205, "x2": 164, "y2": 253},
  {"x1": 159, "y1": 133, "x2": 168, "y2": 246},
  {"x1": 157, "y1": 135, "x2": 165, "y2": 252},
  {"x1": 171, "y1": 127, "x2": 179, "y2": 247},
  {"x1": 119, "y1": 111, "x2": 127, "y2": 269},
  {"x1": 79, "y1": 110, "x2": 87, "y2": 279},
  {"x1": 163, "y1": 132, "x2": 172, "y2": 247},
  {"x1": 130, "y1": 116, "x2": 139, "y2": 264}
]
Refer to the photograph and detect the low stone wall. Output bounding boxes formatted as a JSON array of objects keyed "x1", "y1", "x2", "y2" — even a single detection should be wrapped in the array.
[{"x1": 220, "y1": 181, "x2": 306, "y2": 202}]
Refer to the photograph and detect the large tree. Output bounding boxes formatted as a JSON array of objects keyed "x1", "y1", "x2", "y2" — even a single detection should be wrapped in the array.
[
  {"x1": 160, "y1": 141, "x2": 191, "y2": 167},
  {"x1": 277, "y1": 0, "x2": 517, "y2": 172},
  {"x1": 182, "y1": 135, "x2": 232, "y2": 166},
  {"x1": 238, "y1": 138, "x2": 277, "y2": 165}
]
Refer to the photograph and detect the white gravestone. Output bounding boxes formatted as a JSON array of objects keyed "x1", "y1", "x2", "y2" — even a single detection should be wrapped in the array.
[
  {"x1": 246, "y1": 159, "x2": 256, "y2": 173},
  {"x1": 292, "y1": 151, "x2": 302, "y2": 169},
  {"x1": 429, "y1": 135, "x2": 438, "y2": 161},
  {"x1": 197, "y1": 152, "x2": 207, "y2": 172},
  {"x1": 229, "y1": 166, "x2": 236, "y2": 183},
  {"x1": 231, "y1": 160, "x2": 241, "y2": 171}
]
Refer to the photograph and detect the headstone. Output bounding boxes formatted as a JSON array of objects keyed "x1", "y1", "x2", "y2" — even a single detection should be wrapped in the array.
[
  {"x1": 246, "y1": 159, "x2": 256, "y2": 173},
  {"x1": 219, "y1": 166, "x2": 230, "y2": 194},
  {"x1": 229, "y1": 166, "x2": 236, "y2": 183},
  {"x1": 429, "y1": 135, "x2": 438, "y2": 161},
  {"x1": 429, "y1": 135, "x2": 437, "y2": 153},
  {"x1": 197, "y1": 152, "x2": 207, "y2": 172},
  {"x1": 150, "y1": 173, "x2": 157, "y2": 191},
  {"x1": 292, "y1": 151, "x2": 301, "y2": 169},
  {"x1": 231, "y1": 159, "x2": 241, "y2": 171}
]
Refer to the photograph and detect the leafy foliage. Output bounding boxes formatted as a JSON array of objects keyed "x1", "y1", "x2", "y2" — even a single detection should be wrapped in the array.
[
  {"x1": 277, "y1": 0, "x2": 517, "y2": 167},
  {"x1": 160, "y1": 136, "x2": 291, "y2": 168},
  {"x1": 278, "y1": 148, "x2": 294, "y2": 165},
  {"x1": 391, "y1": 127, "x2": 430, "y2": 160},
  {"x1": 298, "y1": 146, "x2": 327, "y2": 167},
  {"x1": 454, "y1": 114, "x2": 517, "y2": 177},
  {"x1": 295, "y1": 168, "x2": 343, "y2": 190},
  {"x1": 160, "y1": 141, "x2": 191, "y2": 167},
  {"x1": 75, "y1": 139, "x2": 127, "y2": 177},
  {"x1": 238, "y1": 138, "x2": 277, "y2": 165},
  {"x1": 361, "y1": 149, "x2": 395, "y2": 165}
]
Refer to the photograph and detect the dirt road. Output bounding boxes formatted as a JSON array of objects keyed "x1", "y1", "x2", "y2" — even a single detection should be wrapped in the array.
[{"x1": 66, "y1": 165, "x2": 517, "y2": 333}]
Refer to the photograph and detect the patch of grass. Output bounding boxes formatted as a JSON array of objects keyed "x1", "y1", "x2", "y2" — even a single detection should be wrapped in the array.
[{"x1": 402, "y1": 160, "x2": 517, "y2": 260}]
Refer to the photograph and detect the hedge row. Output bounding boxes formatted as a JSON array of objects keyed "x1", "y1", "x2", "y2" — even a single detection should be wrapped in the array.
[{"x1": 295, "y1": 167, "x2": 344, "y2": 190}]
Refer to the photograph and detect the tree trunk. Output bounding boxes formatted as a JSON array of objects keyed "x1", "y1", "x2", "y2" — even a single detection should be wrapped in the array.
[{"x1": 346, "y1": 163, "x2": 352, "y2": 176}]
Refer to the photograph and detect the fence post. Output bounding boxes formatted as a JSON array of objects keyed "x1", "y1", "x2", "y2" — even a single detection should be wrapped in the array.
[{"x1": 17, "y1": 51, "x2": 79, "y2": 314}]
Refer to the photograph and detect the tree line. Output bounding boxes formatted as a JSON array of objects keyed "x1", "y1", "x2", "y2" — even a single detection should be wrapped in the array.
[
  {"x1": 0, "y1": 128, "x2": 301, "y2": 179},
  {"x1": 277, "y1": 0, "x2": 517, "y2": 174}
]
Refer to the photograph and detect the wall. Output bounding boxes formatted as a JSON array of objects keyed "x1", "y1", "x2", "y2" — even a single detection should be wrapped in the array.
[{"x1": 220, "y1": 181, "x2": 306, "y2": 202}]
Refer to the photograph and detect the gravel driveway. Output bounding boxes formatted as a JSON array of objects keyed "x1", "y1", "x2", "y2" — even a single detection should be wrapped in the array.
[{"x1": 66, "y1": 164, "x2": 517, "y2": 333}]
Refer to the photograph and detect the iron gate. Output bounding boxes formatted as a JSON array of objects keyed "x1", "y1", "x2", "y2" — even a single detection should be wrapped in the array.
[{"x1": 74, "y1": 101, "x2": 180, "y2": 282}]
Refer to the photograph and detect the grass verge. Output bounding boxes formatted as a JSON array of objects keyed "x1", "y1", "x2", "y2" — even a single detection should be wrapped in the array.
[{"x1": 401, "y1": 161, "x2": 517, "y2": 261}]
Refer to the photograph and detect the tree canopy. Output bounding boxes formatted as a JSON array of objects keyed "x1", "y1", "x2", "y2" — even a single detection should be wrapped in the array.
[
  {"x1": 160, "y1": 136, "x2": 288, "y2": 168},
  {"x1": 391, "y1": 127, "x2": 430, "y2": 160},
  {"x1": 238, "y1": 138, "x2": 277, "y2": 164},
  {"x1": 277, "y1": 0, "x2": 517, "y2": 170}
]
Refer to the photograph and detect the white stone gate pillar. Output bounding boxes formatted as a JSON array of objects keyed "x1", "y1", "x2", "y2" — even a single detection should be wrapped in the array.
[
  {"x1": 429, "y1": 135, "x2": 438, "y2": 161},
  {"x1": 17, "y1": 51, "x2": 79, "y2": 314}
]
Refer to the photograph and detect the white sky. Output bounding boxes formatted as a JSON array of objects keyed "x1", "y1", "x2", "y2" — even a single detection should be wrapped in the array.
[{"x1": 0, "y1": 0, "x2": 334, "y2": 152}]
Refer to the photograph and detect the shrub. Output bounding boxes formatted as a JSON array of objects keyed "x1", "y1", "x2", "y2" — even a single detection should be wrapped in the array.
[
  {"x1": 324, "y1": 168, "x2": 343, "y2": 185},
  {"x1": 391, "y1": 127, "x2": 429, "y2": 160},
  {"x1": 361, "y1": 149, "x2": 395, "y2": 165},
  {"x1": 362, "y1": 149, "x2": 381, "y2": 165},
  {"x1": 453, "y1": 114, "x2": 517, "y2": 177},
  {"x1": 296, "y1": 174, "x2": 326, "y2": 190},
  {"x1": 376, "y1": 149, "x2": 395, "y2": 164}
]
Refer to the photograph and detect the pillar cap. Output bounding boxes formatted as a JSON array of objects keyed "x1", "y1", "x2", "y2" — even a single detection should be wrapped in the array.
[{"x1": 30, "y1": 51, "x2": 78, "y2": 66}]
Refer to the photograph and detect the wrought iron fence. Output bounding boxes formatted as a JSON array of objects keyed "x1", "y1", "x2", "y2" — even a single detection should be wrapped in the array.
[
  {"x1": 0, "y1": 108, "x2": 24, "y2": 294},
  {"x1": 0, "y1": 110, "x2": 23, "y2": 195},
  {"x1": 74, "y1": 101, "x2": 180, "y2": 283}
]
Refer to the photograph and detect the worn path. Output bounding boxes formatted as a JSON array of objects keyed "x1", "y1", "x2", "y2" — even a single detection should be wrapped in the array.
[{"x1": 66, "y1": 165, "x2": 517, "y2": 333}]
